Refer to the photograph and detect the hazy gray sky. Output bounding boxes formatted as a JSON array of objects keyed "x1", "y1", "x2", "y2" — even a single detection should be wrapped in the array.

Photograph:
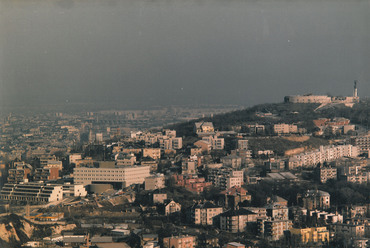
[{"x1": 1, "y1": 0, "x2": 369, "y2": 109}]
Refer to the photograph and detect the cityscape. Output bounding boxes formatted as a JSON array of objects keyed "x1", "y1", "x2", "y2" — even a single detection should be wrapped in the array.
[
  {"x1": 1, "y1": 0, "x2": 369, "y2": 247},
  {"x1": 0, "y1": 86, "x2": 370, "y2": 248}
]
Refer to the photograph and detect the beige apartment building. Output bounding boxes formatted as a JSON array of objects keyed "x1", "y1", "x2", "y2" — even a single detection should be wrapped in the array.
[
  {"x1": 145, "y1": 174, "x2": 165, "y2": 191},
  {"x1": 73, "y1": 165, "x2": 150, "y2": 187},
  {"x1": 219, "y1": 208, "x2": 258, "y2": 233},
  {"x1": 142, "y1": 148, "x2": 161, "y2": 160},
  {"x1": 291, "y1": 227, "x2": 330, "y2": 244},
  {"x1": 258, "y1": 218, "x2": 293, "y2": 241},
  {"x1": 163, "y1": 235, "x2": 196, "y2": 248},
  {"x1": 273, "y1": 124, "x2": 298, "y2": 135},
  {"x1": 289, "y1": 145, "x2": 359, "y2": 168},
  {"x1": 190, "y1": 202, "x2": 223, "y2": 226}
]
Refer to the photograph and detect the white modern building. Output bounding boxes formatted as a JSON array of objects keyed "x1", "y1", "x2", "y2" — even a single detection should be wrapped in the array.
[
  {"x1": 0, "y1": 182, "x2": 63, "y2": 203},
  {"x1": 289, "y1": 145, "x2": 358, "y2": 168},
  {"x1": 73, "y1": 165, "x2": 150, "y2": 187}
]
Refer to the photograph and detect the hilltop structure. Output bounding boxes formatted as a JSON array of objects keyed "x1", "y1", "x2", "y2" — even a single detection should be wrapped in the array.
[{"x1": 284, "y1": 81, "x2": 359, "y2": 108}]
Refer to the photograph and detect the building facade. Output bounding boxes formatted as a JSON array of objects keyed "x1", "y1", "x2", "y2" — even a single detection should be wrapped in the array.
[{"x1": 73, "y1": 165, "x2": 150, "y2": 187}]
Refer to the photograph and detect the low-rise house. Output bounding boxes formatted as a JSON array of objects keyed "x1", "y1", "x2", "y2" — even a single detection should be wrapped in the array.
[{"x1": 164, "y1": 200, "x2": 181, "y2": 216}]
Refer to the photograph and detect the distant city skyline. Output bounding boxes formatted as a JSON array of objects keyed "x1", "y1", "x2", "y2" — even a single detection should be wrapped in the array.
[{"x1": 1, "y1": 0, "x2": 369, "y2": 109}]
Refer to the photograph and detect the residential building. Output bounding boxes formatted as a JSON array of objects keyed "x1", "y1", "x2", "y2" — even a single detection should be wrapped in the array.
[
  {"x1": 173, "y1": 174, "x2": 212, "y2": 193},
  {"x1": 165, "y1": 200, "x2": 181, "y2": 216},
  {"x1": 289, "y1": 145, "x2": 358, "y2": 168},
  {"x1": 331, "y1": 221, "x2": 365, "y2": 238},
  {"x1": 224, "y1": 242, "x2": 245, "y2": 248},
  {"x1": 7, "y1": 162, "x2": 32, "y2": 184},
  {"x1": 33, "y1": 167, "x2": 60, "y2": 181},
  {"x1": 301, "y1": 190, "x2": 330, "y2": 210},
  {"x1": 142, "y1": 148, "x2": 161, "y2": 160},
  {"x1": 314, "y1": 165, "x2": 337, "y2": 183},
  {"x1": 265, "y1": 204, "x2": 289, "y2": 221},
  {"x1": 208, "y1": 168, "x2": 244, "y2": 190},
  {"x1": 258, "y1": 218, "x2": 293, "y2": 241},
  {"x1": 202, "y1": 136, "x2": 225, "y2": 150},
  {"x1": 145, "y1": 174, "x2": 165, "y2": 191},
  {"x1": 194, "y1": 122, "x2": 214, "y2": 135},
  {"x1": 273, "y1": 124, "x2": 298, "y2": 135},
  {"x1": 190, "y1": 201, "x2": 223, "y2": 226},
  {"x1": 0, "y1": 182, "x2": 63, "y2": 203},
  {"x1": 115, "y1": 153, "x2": 136, "y2": 166},
  {"x1": 160, "y1": 137, "x2": 183, "y2": 150},
  {"x1": 237, "y1": 140, "x2": 248, "y2": 150},
  {"x1": 351, "y1": 135, "x2": 370, "y2": 153},
  {"x1": 219, "y1": 186, "x2": 251, "y2": 209},
  {"x1": 153, "y1": 193, "x2": 167, "y2": 204},
  {"x1": 290, "y1": 227, "x2": 330, "y2": 244},
  {"x1": 264, "y1": 158, "x2": 286, "y2": 172},
  {"x1": 219, "y1": 208, "x2": 258, "y2": 233},
  {"x1": 221, "y1": 155, "x2": 242, "y2": 169},
  {"x1": 163, "y1": 235, "x2": 196, "y2": 248},
  {"x1": 62, "y1": 183, "x2": 87, "y2": 197},
  {"x1": 182, "y1": 159, "x2": 198, "y2": 175},
  {"x1": 46, "y1": 160, "x2": 63, "y2": 170},
  {"x1": 194, "y1": 140, "x2": 212, "y2": 153}
]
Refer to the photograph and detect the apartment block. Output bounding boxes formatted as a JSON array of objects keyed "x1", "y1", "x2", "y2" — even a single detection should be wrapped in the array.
[
  {"x1": 145, "y1": 174, "x2": 165, "y2": 191},
  {"x1": 7, "y1": 163, "x2": 32, "y2": 184},
  {"x1": 314, "y1": 165, "x2": 337, "y2": 183},
  {"x1": 290, "y1": 227, "x2": 330, "y2": 244},
  {"x1": 289, "y1": 145, "x2": 359, "y2": 168},
  {"x1": 351, "y1": 135, "x2": 370, "y2": 153},
  {"x1": 163, "y1": 235, "x2": 196, "y2": 248},
  {"x1": 258, "y1": 218, "x2": 293, "y2": 241},
  {"x1": 208, "y1": 168, "x2": 244, "y2": 190},
  {"x1": 301, "y1": 190, "x2": 330, "y2": 210},
  {"x1": 219, "y1": 187, "x2": 252, "y2": 209},
  {"x1": 237, "y1": 139, "x2": 248, "y2": 150},
  {"x1": 219, "y1": 208, "x2": 258, "y2": 233},
  {"x1": 190, "y1": 202, "x2": 223, "y2": 226},
  {"x1": 265, "y1": 204, "x2": 289, "y2": 221},
  {"x1": 33, "y1": 167, "x2": 60, "y2": 181},
  {"x1": 202, "y1": 136, "x2": 225, "y2": 150},
  {"x1": 331, "y1": 221, "x2": 365, "y2": 238},
  {"x1": 143, "y1": 148, "x2": 161, "y2": 160},
  {"x1": 0, "y1": 182, "x2": 63, "y2": 203},
  {"x1": 221, "y1": 155, "x2": 242, "y2": 169},
  {"x1": 273, "y1": 124, "x2": 298, "y2": 135}
]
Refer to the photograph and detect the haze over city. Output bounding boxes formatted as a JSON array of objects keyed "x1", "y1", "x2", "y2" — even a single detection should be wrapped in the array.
[{"x1": 1, "y1": 0, "x2": 369, "y2": 110}]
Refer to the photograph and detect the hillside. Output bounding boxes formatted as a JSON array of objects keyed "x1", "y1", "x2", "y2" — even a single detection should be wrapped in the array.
[
  {"x1": 0, "y1": 214, "x2": 76, "y2": 247},
  {"x1": 168, "y1": 100, "x2": 370, "y2": 137}
]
